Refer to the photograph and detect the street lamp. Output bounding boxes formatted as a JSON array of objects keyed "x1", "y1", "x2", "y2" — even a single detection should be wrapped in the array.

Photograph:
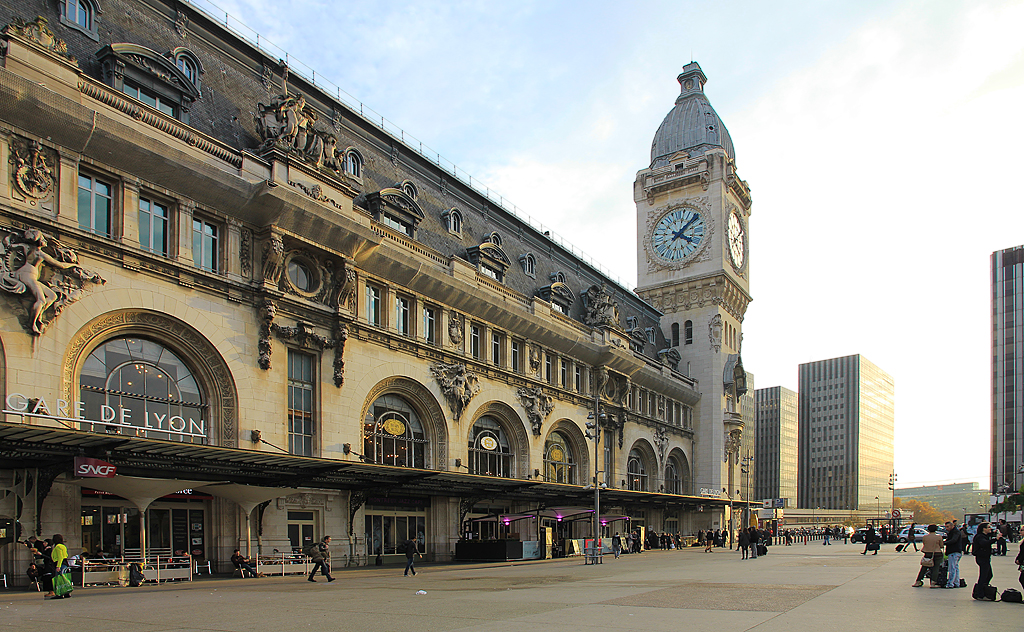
[
  {"x1": 585, "y1": 401, "x2": 606, "y2": 561},
  {"x1": 875, "y1": 496, "x2": 880, "y2": 523}
]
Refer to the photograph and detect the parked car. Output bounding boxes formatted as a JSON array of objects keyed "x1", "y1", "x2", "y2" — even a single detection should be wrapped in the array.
[{"x1": 897, "y1": 525, "x2": 945, "y2": 543}]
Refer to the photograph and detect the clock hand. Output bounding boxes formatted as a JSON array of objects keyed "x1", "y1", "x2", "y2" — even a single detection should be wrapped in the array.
[{"x1": 671, "y1": 228, "x2": 693, "y2": 242}]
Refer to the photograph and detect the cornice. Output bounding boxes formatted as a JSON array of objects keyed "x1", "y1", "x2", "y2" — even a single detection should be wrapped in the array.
[{"x1": 636, "y1": 272, "x2": 751, "y2": 322}]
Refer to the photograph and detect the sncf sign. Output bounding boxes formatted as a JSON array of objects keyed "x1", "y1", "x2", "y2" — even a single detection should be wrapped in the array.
[{"x1": 74, "y1": 457, "x2": 116, "y2": 478}]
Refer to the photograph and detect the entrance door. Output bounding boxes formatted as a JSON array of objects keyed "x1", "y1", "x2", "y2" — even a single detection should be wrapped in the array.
[{"x1": 288, "y1": 511, "x2": 316, "y2": 553}]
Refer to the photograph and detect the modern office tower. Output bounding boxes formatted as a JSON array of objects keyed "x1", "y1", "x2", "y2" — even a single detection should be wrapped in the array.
[
  {"x1": 992, "y1": 245, "x2": 1024, "y2": 493},
  {"x1": 797, "y1": 355, "x2": 894, "y2": 510},
  {"x1": 754, "y1": 386, "x2": 798, "y2": 505},
  {"x1": 739, "y1": 371, "x2": 756, "y2": 500}
]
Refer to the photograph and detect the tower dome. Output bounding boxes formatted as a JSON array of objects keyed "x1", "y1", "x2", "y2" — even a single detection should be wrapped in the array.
[{"x1": 650, "y1": 63, "x2": 735, "y2": 168}]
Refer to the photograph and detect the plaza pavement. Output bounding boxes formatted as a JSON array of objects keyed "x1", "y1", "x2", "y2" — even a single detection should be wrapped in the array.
[{"x1": 2, "y1": 541, "x2": 1022, "y2": 631}]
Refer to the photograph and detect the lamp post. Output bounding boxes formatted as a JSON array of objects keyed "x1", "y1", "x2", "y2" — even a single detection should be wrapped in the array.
[
  {"x1": 875, "y1": 496, "x2": 880, "y2": 523},
  {"x1": 585, "y1": 392, "x2": 605, "y2": 561}
]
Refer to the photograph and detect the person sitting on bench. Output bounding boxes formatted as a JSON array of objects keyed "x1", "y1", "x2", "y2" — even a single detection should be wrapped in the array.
[{"x1": 230, "y1": 550, "x2": 263, "y2": 577}]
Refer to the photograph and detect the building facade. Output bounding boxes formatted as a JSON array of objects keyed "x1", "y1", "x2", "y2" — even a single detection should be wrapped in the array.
[
  {"x1": 0, "y1": 1, "x2": 750, "y2": 580},
  {"x1": 753, "y1": 386, "x2": 797, "y2": 505},
  {"x1": 797, "y1": 355, "x2": 894, "y2": 510},
  {"x1": 895, "y1": 482, "x2": 990, "y2": 517},
  {"x1": 992, "y1": 245, "x2": 1023, "y2": 494}
]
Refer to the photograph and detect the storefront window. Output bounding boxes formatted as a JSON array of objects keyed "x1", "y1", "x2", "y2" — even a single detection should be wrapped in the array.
[
  {"x1": 363, "y1": 395, "x2": 426, "y2": 468},
  {"x1": 79, "y1": 338, "x2": 208, "y2": 443}
]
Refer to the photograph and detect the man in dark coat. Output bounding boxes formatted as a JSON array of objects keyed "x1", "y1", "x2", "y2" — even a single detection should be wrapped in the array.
[{"x1": 973, "y1": 523, "x2": 994, "y2": 589}]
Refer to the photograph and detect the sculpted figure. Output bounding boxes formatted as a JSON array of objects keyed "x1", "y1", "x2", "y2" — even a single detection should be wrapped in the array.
[
  {"x1": 0, "y1": 229, "x2": 105, "y2": 334},
  {"x1": 256, "y1": 299, "x2": 276, "y2": 370},
  {"x1": 430, "y1": 362, "x2": 479, "y2": 421},
  {"x1": 584, "y1": 283, "x2": 620, "y2": 328},
  {"x1": 517, "y1": 387, "x2": 555, "y2": 435},
  {"x1": 261, "y1": 235, "x2": 285, "y2": 285}
]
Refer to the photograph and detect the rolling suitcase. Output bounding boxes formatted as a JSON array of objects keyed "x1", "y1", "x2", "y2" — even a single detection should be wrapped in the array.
[
  {"x1": 757, "y1": 544, "x2": 767, "y2": 556},
  {"x1": 895, "y1": 544, "x2": 905, "y2": 552}
]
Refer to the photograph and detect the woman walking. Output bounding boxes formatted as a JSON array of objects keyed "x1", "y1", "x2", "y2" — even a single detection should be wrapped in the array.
[
  {"x1": 911, "y1": 524, "x2": 943, "y2": 587},
  {"x1": 50, "y1": 534, "x2": 71, "y2": 599},
  {"x1": 906, "y1": 522, "x2": 919, "y2": 553}
]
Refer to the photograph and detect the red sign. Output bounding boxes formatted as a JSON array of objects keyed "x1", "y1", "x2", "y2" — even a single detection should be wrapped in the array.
[{"x1": 74, "y1": 457, "x2": 117, "y2": 478}]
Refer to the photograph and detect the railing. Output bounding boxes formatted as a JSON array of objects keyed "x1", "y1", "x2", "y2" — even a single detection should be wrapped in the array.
[
  {"x1": 181, "y1": 0, "x2": 634, "y2": 293},
  {"x1": 80, "y1": 555, "x2": 192, "y2": 586},
  {"x1": 255, "y1": 552, "x2": 309, "y2": 576}
]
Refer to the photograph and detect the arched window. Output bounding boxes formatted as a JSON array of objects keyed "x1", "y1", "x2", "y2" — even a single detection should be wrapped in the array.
[
  {"x1": 345, "y1": 150, "x2": 362, "y2": 178},
  {"x1": 665, "y1": 461, "x2": 681, "y2": 494},
  {"x1": 79, "y1": 337, "x2": 207, "y2": 444},
  {"x1": 626, "y1": 316, "x2": 638, "y2": 330},
  {"x1": 445, "y1": 208, "x2": 463, "y2": 235},
  {"x1": 64, "y1": 0, "x2": 95, "y2": 31},
  {"x1": 684, "y1": 320, "x2": 693, "y2": 345},
  {"x1": 402, "y1": 181, "x2": 418, "y2": 199},
  {"x1": 627, "y1": 448, "x2": 647, "y2": 491},
  {"x1": 671, "y1": 323, "x2": 680, "y2": 347},
  {"x1": 176, "y1": 56, "x2": 197, "y2": 83},
  {"x1": 522, "y1": 254, "x2": 536, "y2": 277},
  {"x1": 468, "y1": 416, "x2": 514, "y2": 477},
  {"x1": 363, "y1": 394, "x2": 427, "y2": 468},
  {"x1": 543, "y1": 431, "x2": 577, "y2": 484}
]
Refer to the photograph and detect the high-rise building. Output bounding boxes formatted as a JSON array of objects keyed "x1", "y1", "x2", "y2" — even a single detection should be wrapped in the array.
[
  {"x1": 992, "y1": 246, "x2": 1024, "y2": 494},
  {"x1": 797, "y1": 355, "x2": 894, "y2": 510},
  {"x1": 739, "y1": 371, "x2": 756, "y2": 499},
  {"x1": 754, "y1": 386, "x2": 798, "y2": 505}
]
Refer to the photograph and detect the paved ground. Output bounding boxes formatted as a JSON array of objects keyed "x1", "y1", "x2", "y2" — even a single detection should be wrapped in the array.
[{"x1": 3, "y1": 542, "x2": 1023, "y2": 631}]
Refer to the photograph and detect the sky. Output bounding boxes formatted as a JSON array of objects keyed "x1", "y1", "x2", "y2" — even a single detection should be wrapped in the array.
[{"x1": 197, "y1": 0, "x2": 1024, "y2": 488}]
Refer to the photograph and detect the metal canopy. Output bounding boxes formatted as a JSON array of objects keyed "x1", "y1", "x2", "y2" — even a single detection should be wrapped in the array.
[{"x1": 0, "y1": 422, "x2": 742, "y2": 512}]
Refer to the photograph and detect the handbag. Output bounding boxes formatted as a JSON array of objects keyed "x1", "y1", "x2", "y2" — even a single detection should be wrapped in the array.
[
  {"x1": 921, "y1": 554, "x2": 935, "y2": 567},
  {"x1": 52, "y1": 568, "x2": 73, "y2": 597}
]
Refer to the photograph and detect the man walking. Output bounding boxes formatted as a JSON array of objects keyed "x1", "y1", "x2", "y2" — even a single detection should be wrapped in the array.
[
  {"x1": 944, "y1": 520, "x2": 963, "y2": 589},
  {"x1": 307, "y1": 535, "x2": 335, "y2": 583},
  {"x1": 612, "y1": 532, "x2": 622, "y2": 559},
  {"x1": 403, "y1": 537, "x2": 421, "y2": 576}
]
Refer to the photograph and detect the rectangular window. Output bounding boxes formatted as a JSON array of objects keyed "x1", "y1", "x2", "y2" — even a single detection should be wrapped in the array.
[
  {"x1": 551, "y1": 303, "x2": 568, "y2": 316},
  {"x1": 545, "y1": 354, "x2": 553, "y2": 383},
  {"x1": 511, "y1": 340, "x2": 521, "y2": 373},
  {"x1": 471, "y1": 325, "x2": 482, "y2": 359},
  {"x1": 480, "y1": 264, "x2": 503, "y2": 282},
  {"x1": 380, "y1": 212, "x2": 411, "y2": 236},
  {"x1": 574, "y1": 365, "x2": 582, "y2": 392},
  {"x1": 396, "y1": 296, "x2": 410, "y2": 335},
  {"x1": 423, "y1": 306, "x2": 436, "y2": 344},
  {"x1": 139, "y1": 196, "x2": 169, "y2": 256},
  {"x1": 191, "y1": 218, "x2": 219, "y2": 272},
  {"x1": 123, "y1": 82, "x2": 176, "y2": 117},
  {"x1": 491, "y1": 332, "x2": 502, "y2": 365},
  {"x1": 287, "y1": 350, "x2": 315, "y2": 456},
  {"x1": 560, "y1": 359, "x2": 568, "y2": 388},
  {"x1": 78, "y1": 174, "x2": 112, "y2": 237},
  {"x1": 367, "y1": 285, "x2": 382, "y2": 327}
]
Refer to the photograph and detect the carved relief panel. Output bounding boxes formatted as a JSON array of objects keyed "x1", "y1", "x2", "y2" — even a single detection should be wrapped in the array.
[{"x1": 8, "y1": 136, "x2": 57, "y2": 214}]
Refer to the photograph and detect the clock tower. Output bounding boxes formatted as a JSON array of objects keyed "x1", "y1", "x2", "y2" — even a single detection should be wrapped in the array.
[{"x1": 634, "y1": 63, "x2": 752, "y2": 515}]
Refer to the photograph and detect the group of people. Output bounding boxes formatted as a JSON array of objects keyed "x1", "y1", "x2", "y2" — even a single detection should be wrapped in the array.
[
  {"x1": 22, "y1": 534, "x2": 71, "y2": 599},
  {"x1": 610, "y1": 528, "x2": 646, "y2": 558}
]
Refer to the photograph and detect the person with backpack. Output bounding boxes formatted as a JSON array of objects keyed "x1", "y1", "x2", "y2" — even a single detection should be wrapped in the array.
[
  {"x1": 307, "y1": 536, "x2": 335, "y2": 583},
  {"x1": 403, "y1": 537, "x2": 421, "y2": 576}
]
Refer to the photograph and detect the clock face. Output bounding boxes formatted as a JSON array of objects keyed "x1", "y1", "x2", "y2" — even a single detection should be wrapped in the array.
[
  {"x1": 727, "y1": 211, "x2": 745, "y2": 269},
  {"x1": 651, "y1": 208, "x2": 706, "y2": 262}
]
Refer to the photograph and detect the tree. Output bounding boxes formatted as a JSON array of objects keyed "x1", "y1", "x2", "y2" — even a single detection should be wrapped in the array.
[{"x1": 894, "y1": 498, "x2": 954, "y2": 525}]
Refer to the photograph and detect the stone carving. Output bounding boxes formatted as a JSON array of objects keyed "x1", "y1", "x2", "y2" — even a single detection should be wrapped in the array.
[
  {"x1": 699, "y1": 170, "x2": 711, "y2": 190},
  {"x1": 430, "y1": 362, "x2": 479, "y2": 422},
  {"x1": 240, "y1": 229, "x2": 252, "y2": 278},
  {"x1": 174, "y1": 9, "x2": 189, "y2": 38},
  {"x1": 260, "y1": 64, "x2": 273, "y2": 90},
  {"x1": 256, "y1": 299, "x2": 276, "y2": 370},
  {"x1": 447, "y1": 312, "x2": 463, "y2": 346},
  {"x1": 272, "y1": 320, "x2": 334, "y2": 351},
  {"x1": 594, "y1": 366, "x2": 609, "y2": 402},
  {"x1": 332, "y1": 324, "x2": 348, "y2": 387},
  {"x1": 3, "y1": 17, "x2": 77, "y2": 65},
  {"x1": 724, "y1": 428, "x2": 742, "y2": 462},
  {"x1": 528, "y1": 345, "x2": 541, "y2": 374},
  {"x1": 657, "y1": 347, "x2": 681, "y2": 370},
  {"x1": 709, "y1": 314, "x2": 723, "y2": 353},
  {"x1": 255, "y1": 94, "x2": 347, "y2": 178},
  {"x1": 9, "y1": 139, "x2": 54, "y2": 200},
  {"x1": 583, "y1": 283, "x2": 620, "y2": 328},
  {"x1": 653, "y1": 427, "x2": 668, "y2": 463},
  {"x1": 390, "y1": 143, "x2": 399, "y2": 166},
  {"x1": 326, "y1": 258, "x2": 356, "y2": 310},
  {"x1": 261, "y1": 235, "x2": 284, "y2": 285},
  {"x1": 440, "y1": 175, "x2": 448, "y2": 197},
  {"x1": 517, "y1": 387, "x2": 554, "y2": 436},
  {"x1": 0, "y1": 229, "x2": 105, "y2": 335}
]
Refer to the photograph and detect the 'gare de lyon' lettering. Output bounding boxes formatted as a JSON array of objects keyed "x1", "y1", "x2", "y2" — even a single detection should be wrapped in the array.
[{"x1": 4, "y1": 393, "x2": 206, "y2": 437}]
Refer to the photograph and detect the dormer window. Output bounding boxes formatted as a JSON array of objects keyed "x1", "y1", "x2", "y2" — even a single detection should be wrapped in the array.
[
  {"x1": 60, "y1": 0, "x2": 99, "y2": 40},
  {"x1": 400, "y1": 180, "x2": 418, "y2": 200},
  {"x1": 97, "y1": 44, "x2": 202, "y2": 124},
  {"x1": 487, "y1": 232, "x2": 502, "y2": 247},
  {"x1": 442, "y1": 208, "x2": 463, "y2": 236},
  {"x1": 519, "y1": 253, "x2": 536, "y2": 278},
  {"x1": 626, "y1": 316, "x2": 638, "y2": 330},
  {"x1": 365, "y1": 188, "x2": 424, "y2": 239},
  {"x1": 467, "y1": 235, "x2": 511, "y2": 284},
  {"x1": 344, "y1": 149, "x2": 362, "y2": 178},
  {"x1": 538, "y1": 273, "x2": 576, "y2": 316}
]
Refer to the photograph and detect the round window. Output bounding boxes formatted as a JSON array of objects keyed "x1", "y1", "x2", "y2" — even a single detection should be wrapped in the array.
[{"x1": 287, "y1": 260, "x2": 313, "y2": 292}]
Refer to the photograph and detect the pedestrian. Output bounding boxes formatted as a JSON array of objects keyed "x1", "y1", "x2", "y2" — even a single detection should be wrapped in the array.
[
  {"x1": 861, "y1": 524, "x2": 877, "y2": 555},
  {"x1": 39, "y1": 539, "x2": 55, "y2": 598},
  {"x1": 943, "y1": 520, "x2": 963, "y2": 589},
  {"x1": 307, "y1": 535, "x2": 335, "y2": 583},
  {"x1": 972, "y1": 522, "x2": 994, "y2": 590},
  {"x1": 739, "y1": 527, "x2": 750, "y2": 560},
  {"x1": 998, "y1": 520, "x2": 1010, "y2": 556},
  {"x1": 749, "y1": 527, "x2": 759, "y2": 559},
  {"x1": 823, "y1": 527, "x2": 831, "y2": 546},
  {"x1": 911, "y1": 524, "x2": 944, "y2": 588},
  {"x1": 49, "y1": 534, "x2": 71, "y2": 599},
  {"x1": 1015, "y1": 538, "x2": 1024, "y2": 591},
  {"x1": 612, "y1": 532, "x2": 622, "y2": 559},
  {"x1": 704, "y1": 532, "x2": 714, "y2": 553},
  {"x1": 906, "y1": 522, "x2": 918, "y2": 553},
  {"x1": 403, "y1": 537, "x2": 420, "y2": 576}
]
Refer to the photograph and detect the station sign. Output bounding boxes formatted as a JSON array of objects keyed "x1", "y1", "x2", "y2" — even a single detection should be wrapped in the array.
[{"x1": 74, "y1": 456, "x2": 116, "y2": 478}]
